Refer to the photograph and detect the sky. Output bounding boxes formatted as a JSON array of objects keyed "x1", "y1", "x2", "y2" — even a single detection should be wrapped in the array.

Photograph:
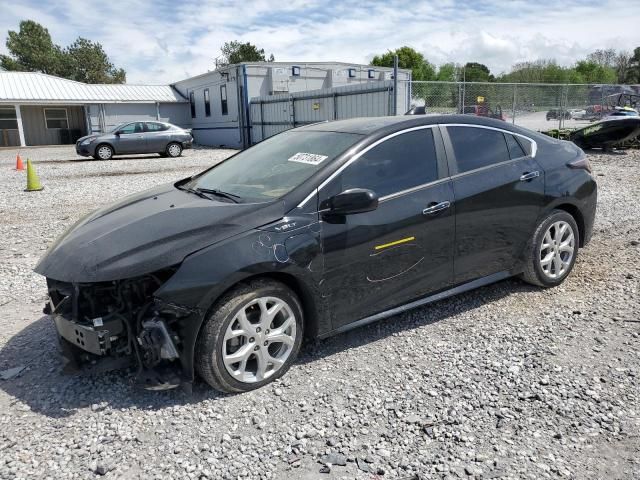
[{"x1": 0, "y1": 0, "x2": 638, "y2": 85}]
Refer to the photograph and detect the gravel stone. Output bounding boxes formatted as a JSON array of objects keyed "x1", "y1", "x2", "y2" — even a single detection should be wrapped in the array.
[{"x1": 0, "y1": 146, "x2": 638, "y2": 479}]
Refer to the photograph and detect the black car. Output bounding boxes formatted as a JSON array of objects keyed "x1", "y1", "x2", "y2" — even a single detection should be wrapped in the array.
[{"x1": 36, "y1": 115, "x2": 597, "y2": 393}]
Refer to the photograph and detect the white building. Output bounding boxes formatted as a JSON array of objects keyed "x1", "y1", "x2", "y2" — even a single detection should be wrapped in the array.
[
  {"x1": 172, "y1": 62, "x2": 411, "y2": 148},
  {"x1": 0, "y1": 62, "x2": 411, "y2": 149}
]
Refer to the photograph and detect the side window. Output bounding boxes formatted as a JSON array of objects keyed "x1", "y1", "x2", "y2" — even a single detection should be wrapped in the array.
[
  {"x1": 204, "y1": 89, "x2": 211, "y2": 117},
  {"x1": 119, "y1": 123, "x2": 136, "y2": 134},
  {"x1": 504, "y1": 133, "x2": 526, "y2": 159},
  {"x1": 338, "y1": 129, "x2": 438, "y2": 198},
  {"x1": 189, "y1": 92, "x2": 196, "y2": 118},
  {"x1": 220, "y1": 85, "x2": 228, "y2": 115},
  {"x1": 447, "y1": 126, "x2": 510, "y2": 173},
  {"x1": 145, "y1": 122, "x2": 167, "y2": 132}
]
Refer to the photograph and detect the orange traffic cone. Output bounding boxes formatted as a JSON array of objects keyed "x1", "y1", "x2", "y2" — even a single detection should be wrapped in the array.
[
  {"x1": 16, "y1": 153, "x2": 24, "y2": 171},
  {"x1": 24, "y1": 159, "x2": 44, "y2": 192}
]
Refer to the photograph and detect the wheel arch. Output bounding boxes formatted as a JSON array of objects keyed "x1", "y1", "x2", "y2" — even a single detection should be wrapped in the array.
[
  {"x1": 551, "y1": 203, "x2": 586, "y2": 247},
  {"x1": 200, "y1": 271, "x2": 320, "y2": 341}
]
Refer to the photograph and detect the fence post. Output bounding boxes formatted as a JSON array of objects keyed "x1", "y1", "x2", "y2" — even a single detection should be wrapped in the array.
[
  {"x1": 393, "y1": 55, "x2": 398, "y2": 115},
  {"x1": 290, "y1": 95, "x2": 296, "y2": 128},
  {"x1": 259, "y1": 101, "x2": 264, "y2": 141},
  {"x1": 511, "y1": 84, "x2": 517, "y2": 124},
  {"x1": 333, "y1": 92, "x2": 338, "y2": 120}
]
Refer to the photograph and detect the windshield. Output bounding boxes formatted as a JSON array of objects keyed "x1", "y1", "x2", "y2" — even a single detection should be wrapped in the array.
[
  {"x1": 186, "y1": 130, "x2": 363, "y2": 201},
  {"x1": 108, "y1": 123, "x2": 128, "y2": 133}
]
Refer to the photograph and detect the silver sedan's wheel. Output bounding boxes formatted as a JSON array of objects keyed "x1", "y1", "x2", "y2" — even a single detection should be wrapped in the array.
[
  {"x1": 539, "y1": 220, "x2": 575, "y2": 279},
  {"x1": 166, "y1": 143, "x2": 182, "y2": 157},
  {"x1": 96, "y1": 145, "x2": 113, "y2": 160},
  {"x1": 222, "y1": 297, "x2": 296, "y2": 383}
]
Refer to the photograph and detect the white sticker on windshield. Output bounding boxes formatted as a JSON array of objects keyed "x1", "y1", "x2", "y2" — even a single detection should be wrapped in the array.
[{"x1": 287, "y1": 152, "x2": 328, "y2": 165}]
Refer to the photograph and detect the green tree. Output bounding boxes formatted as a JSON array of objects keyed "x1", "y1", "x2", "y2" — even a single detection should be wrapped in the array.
[
  {"x1": 62, "y1": 38, "x2": 126, "y2": 83},
  {"x1": 574, "y1": 60, "x2": 617, "y2": 83},
  {"x1": 463, "y1": 62, "x2": 493, "y2": 82},
  {"x1": 0, "y1": 20, "x2": 63, "y2": 75},
  {"x1": 0, "y1": 20, "x2": 126, "y2": 83},
  {"x1": 628, "y1": 47, "x2": 640, "y2": 83},
  {"x1": 221, "y1": 41, "x2": 274, "y2": 65},
  {"x1": 371, "y1": 46, "x2": 435, "y2": 81},
  {"x1": 435, "y1": 63, "x2": 457, "y2": 82}
]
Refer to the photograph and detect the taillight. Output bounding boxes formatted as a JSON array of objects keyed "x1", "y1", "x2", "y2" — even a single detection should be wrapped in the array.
[{"x1": 567, "y1": 155, "x2": 592, "y2": 174}]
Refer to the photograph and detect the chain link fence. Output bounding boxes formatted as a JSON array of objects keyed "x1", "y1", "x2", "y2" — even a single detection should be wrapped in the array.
[{"x1": 405, "y1": 81, "x2": 640, "y2": 132}]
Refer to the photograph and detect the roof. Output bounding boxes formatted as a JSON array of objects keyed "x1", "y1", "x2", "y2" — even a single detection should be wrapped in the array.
[
  {"x1": 300, "y1": 114, "x2": 543, "y2": 138},
  {"x1": 179, "y1": 61, "x2": 411, "y2": 83},
  {"x1": 0, "y1": 72, "x2": 187, "y2": 104}
]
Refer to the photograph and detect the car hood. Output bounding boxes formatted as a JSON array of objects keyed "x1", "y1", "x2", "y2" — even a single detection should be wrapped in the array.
[
  {"x1": 35, "y1": 182, "x2": 286, "y2": 283},
  {"x1": 77, "y1": 134, "x2": 101, "y2": 143}
]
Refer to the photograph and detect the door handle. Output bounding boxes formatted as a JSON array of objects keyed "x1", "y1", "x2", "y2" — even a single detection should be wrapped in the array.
[
  {"x1": 422, "y1": 201, "x2": 451, "y2": 215},
  {"x1": 520, "y1": 171, "x2": 540, "y2": 181}
]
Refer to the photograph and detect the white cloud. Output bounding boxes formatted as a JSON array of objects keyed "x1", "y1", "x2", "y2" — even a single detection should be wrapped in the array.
[{"x1": 0, "y1": 0, "x2": 638, "y2": 83}]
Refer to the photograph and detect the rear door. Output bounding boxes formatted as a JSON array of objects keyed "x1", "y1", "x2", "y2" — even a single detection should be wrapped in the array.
[
  {"x1": 442, "y1": 124, "x2": 544, "y2": 284},
  {"x1": 113, "y1": 122, "x2": 146, "y2": 154},
  {"x1": 144, "y1": 122, "x2": 171, "y2": 152},
  {"x1": 319, "y1": 127, "x2": 456, "y2": 329}
]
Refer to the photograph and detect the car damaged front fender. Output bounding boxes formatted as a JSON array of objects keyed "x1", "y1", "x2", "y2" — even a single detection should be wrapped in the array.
[{"x1": 153, "y1": 217, "x2": 324, "y2": 382}]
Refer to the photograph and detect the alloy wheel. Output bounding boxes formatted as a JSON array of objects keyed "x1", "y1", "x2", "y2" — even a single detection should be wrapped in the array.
[
  {"x1": 97, "y1": 146, "x2": 112, "y2": 160},
  {"x1": 168, "y1": 144, "x2": 181, "y2": 157},
  {"x1": 222, "y1": 296, "x2": 297, "y2": 383},
  {"x1": 539, "y1": 220, "x2": 575, "y2": 280}
]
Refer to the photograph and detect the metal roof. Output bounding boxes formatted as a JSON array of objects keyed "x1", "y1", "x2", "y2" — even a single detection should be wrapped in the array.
[{"x1": 0, "y1": 72, "x2": 187, "y2": 104}]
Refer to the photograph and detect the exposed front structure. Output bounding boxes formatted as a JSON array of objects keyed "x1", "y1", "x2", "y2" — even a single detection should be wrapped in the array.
[{"x1": 0, "y1": 72, "x2": 189, "y2": 147}]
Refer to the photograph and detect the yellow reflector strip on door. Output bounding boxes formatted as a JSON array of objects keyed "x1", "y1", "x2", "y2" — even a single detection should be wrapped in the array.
[{"x1": 374, "y1": 236, "x2": 416, "y2": 251}]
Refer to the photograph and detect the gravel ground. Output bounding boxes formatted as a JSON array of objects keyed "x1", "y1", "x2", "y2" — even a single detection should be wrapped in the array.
[{"x1": 0, "y1": 145, "x2": 638, "y2": 480}]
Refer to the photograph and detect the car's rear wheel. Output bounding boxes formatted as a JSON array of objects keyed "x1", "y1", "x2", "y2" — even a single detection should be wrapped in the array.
[
  {"x1": 166, "y1": 142, "x2": 182, "y2": 158},
  {"x1": 95, "y1": 144, "x2": 113, "y2": 160},
  {"x1": 195, "y1": 279, "x2": 303, "y2": 393},
  {"x1": 521, "y1": 210, "x2": 579, "y2": 287}
]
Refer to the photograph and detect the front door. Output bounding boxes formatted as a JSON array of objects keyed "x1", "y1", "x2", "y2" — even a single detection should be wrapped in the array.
[
  {"x1": 442, "y1": 125, "x2": 545, "y2": 283},
  {"x1": 319, "y1": 127, "x2": 455, "y2": 330},
  {"x1": 113, "y1": 122, "x2": 146, "y2": 154}
]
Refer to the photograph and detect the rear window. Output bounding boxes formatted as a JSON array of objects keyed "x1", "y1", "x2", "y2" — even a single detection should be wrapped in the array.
[{"x1": 447, "y1": 126, "x2": 510, "y2": 173}]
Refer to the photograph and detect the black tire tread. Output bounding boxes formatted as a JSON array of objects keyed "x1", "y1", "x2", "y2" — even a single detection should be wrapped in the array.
[
  {"x1": 520, "y1": 209, "x2": 580, "y2": 288},
  {"x1": 195, "y1": 279, "x2": 303, "y2": 393}
]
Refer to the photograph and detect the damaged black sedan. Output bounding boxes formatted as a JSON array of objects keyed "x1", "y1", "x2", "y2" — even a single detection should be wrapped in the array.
[{"x1": 36, "y1": 115, "x2": 597, "y2": 393}]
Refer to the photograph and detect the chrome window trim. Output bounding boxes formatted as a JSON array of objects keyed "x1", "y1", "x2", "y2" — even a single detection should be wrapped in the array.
[
  {"x1": 379, "y1": 177, "x2": 449, "y2": 202},
  {"x1": 441, "y1": 123, "x2": 538, "y2": 158},
  {"x1": 297, "y1": 125, "x2": 439, "y2": 208},
  {"x1": 448, "y1": 156, "x2": 522, "y2": 180}
]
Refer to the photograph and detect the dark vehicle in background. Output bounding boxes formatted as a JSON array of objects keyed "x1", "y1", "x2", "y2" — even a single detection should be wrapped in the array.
[
  {"x1": 546, "y1": 109, "x2": 572, "y2": 121},
  {"x1": 37, "y1": 115, "x2": 597, "y2": 393},
  {"x1": 76, "y1": 121, "x2": 193, "y2": 160},
  {"x1": 462, "y1": 104, "x2": 505, "y2": 121}
]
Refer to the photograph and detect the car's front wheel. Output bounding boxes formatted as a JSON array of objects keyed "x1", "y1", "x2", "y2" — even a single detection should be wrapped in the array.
[
  {"x1": 166, "y1": 142, "x2": 182, "y2": 158},
  {"x1": 195, "y1": 279, "x2": 303, "y2": 393},
  {"x1": 95, "y1": 144, "x2": 113, "y2": 160},
  {"x1": 521, "y1": 210, "x2": 579, "y2": 287}
]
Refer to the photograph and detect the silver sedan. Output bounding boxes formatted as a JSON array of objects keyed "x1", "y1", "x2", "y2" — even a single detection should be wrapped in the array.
[{"x1": 76, "y1": 121, "x2": 193, "y2": 160}]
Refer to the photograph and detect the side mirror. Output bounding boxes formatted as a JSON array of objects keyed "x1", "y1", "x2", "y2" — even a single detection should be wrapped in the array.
[
  {"x1": 322, "y1": 188, "x2": 378, "y2": 216},
  {"x1": 115, "y1": 131, "x2": 121, "y2": 136}
]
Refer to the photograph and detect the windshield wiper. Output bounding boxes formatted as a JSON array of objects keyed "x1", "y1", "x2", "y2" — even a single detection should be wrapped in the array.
[
  {"x1": 196, "y1": 188, "x2": 241, "y2": 203},
  {"x1": 176, "y1": 184, "x2": 213, "y2": 200}
]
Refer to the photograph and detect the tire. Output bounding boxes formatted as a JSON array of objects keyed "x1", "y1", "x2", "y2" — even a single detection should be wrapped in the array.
[
  {"x1": 520, "y1": 210, "x2": 580, "y2": 288},
  {"x1": 95, "y1": 144, "x2": 113, "y2": 160},
  {"x1": 195, "y1": 279, "x2": 304, "y2": 393},
  {"x1": 166, "y1": 142, "x2": 182, "y2": 158}
]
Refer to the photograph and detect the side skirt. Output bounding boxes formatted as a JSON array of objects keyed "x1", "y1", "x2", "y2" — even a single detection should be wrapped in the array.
[{"x1": 319, "y1": 271, "x2": 512, "y2": 339}]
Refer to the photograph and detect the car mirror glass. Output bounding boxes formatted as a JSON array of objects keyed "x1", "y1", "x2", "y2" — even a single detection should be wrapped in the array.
[{"x1": 322, "y1": 188, "x2": 378, "y2": 216}]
